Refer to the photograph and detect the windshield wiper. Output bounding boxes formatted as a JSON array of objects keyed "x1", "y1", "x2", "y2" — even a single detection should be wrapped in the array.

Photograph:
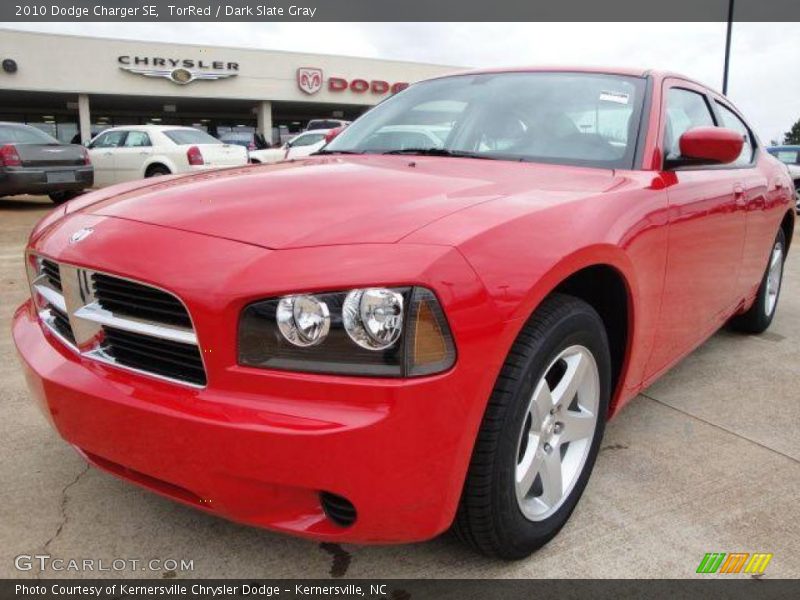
[
  {"x1": 313, "y1": 149, "x2": 364, "y2": 155},
  {"x1": 381, "y1": 148, "x2": 497, "y2": 159}
]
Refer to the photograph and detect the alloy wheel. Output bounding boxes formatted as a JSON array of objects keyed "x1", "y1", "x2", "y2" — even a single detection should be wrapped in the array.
[
  {"x1": 764, "y1": 242, "x2": 784, "y2": 317},
  {"x1": 515, "y1": 345, "x2": 600, "y2": 521}
]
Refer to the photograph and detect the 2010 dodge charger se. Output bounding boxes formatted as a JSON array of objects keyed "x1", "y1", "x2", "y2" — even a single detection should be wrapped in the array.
[{"x1": 13, "y1": 68, "x2": 795, "y2": 559}]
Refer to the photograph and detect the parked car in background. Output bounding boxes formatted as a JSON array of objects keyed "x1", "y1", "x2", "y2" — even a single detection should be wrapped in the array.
[
  {"x1": 306, "y1": 118, "x2": 351, "y2": 131},
  {"x1": 87, "y1": 125, "x2": 248, "y2": 187},
  {"x1": 767, "y1": 145, "x2": 800, "y2": 212},
  {"x1": 218, "y1": 130, "x2": 270, "y2": 152},
  {"x1": 13, "y1": 68, "x2": 795, "y2": 560},
  {"x1": 249, "y1": 128, "x2": 340, "y2": 164},
  {"x1": 0, "y1": 122, "x2": 93, "y2": 204}
]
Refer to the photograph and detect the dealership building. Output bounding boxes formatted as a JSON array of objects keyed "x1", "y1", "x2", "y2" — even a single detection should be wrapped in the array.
[{"x1": 0, "y1": 29, "x2": 459, "y2": 145}]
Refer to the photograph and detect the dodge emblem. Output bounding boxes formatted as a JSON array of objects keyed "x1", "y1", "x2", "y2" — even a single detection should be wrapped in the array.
[
  {"x1": 69, "y1": 228, "x2": 94, "y2": 244},
  {"x1": 297, "y1": 67, "x2": 323, "y2": 95}
]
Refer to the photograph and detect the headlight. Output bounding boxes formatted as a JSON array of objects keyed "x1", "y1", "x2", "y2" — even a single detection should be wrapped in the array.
[
  {"x1": 276, "y1": 295, "x2": 330, "y2": 347},
  {"x1": 343, "y1": 288, "x2": 404, "y2": 350},
  {"x1": 238, "y1": 286, "x2": 456, "y2": 377}
]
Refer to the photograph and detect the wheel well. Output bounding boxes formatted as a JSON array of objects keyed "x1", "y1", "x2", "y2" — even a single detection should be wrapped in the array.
[
  {"x1": 145, "y1": 163, "x2": 170, "y2": 176},
  {"x1": 552, "y1": 265, "x2": 630, "y2": 410},
  {"x1": 781, "y1": 209, "x2": 795, "y2": 253},
  {"x1": 250, "y1": 158, "x2": 261, "y2": 164}
]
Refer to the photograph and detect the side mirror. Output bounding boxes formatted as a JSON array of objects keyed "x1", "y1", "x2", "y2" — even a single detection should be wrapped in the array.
[{"x1": 670, "y1": 126, "x2": 743, "y2": 167}]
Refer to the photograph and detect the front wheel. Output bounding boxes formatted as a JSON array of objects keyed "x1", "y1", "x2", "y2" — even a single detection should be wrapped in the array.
[
  {"x1": 453, "y1": 294, "x2": 611, "y2": 559},
  {"x1": 730, "y1": 228, "x2": 786, "y2": 334}
]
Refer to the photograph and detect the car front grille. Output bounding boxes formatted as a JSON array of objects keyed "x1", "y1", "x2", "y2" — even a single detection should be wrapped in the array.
[
  {"x1": 49, "y1": 305, "x2": 76, "y2": 345},
  {"x1": 27, "y1": 256, "x2": 205, "y2": 388},
  {"x1": 41, "y1": 259, "x2": 62, "y2": 291},
  {"x1": 101, "y1": 326, "x2": 206, "y2": 386},
  {"x1": 92, "y1": 273, "x2": 193, "y2": 328}
]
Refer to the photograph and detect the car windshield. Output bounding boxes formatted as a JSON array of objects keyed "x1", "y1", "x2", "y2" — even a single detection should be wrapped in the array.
[
  {"x1": 324, "y1": 72, "x2": 646, "y2": 169},
  {"x1": 0, "y1": 124, "x2": 60, "y2": 145},
  {"x1": 164, "y1": 129, "x2": 222, "y2": 145}
]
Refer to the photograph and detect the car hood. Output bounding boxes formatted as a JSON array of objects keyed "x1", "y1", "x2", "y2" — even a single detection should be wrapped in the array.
[{"x1": 77, "y1": 156, "x2": 622, "y2": 249}]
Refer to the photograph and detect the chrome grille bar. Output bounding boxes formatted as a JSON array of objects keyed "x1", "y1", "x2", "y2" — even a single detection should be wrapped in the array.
[{"x1": 26, "y1": 253, "x2": 206, "y2": 388}]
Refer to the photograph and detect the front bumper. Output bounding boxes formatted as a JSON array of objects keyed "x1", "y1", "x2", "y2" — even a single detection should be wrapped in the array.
[
  {"x1": 14, "y1": 301, "x2": 479, "y2": 542},
  {"x1": 0, "y1": 166, "x2": 94, "y2": 195},
  {"x1": 13, "y1": 210, "x2": 509, "y2": 542}
]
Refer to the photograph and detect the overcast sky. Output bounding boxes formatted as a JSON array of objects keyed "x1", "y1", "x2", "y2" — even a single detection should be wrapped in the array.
[{"x1": 4, "y1": 22, "x2": 798, "y2": 143}]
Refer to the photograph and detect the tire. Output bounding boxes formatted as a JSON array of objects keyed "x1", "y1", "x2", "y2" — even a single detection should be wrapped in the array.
[
  {"x1": 48, "y1": 190, "x2": 81, "y2": 204},
  {"x1": 453, "y1": 293, "x2": 611, "y2": 559},
  {"x1": 145, "y1": 165, "x2": 170, "y2": 178},
  {"x1": 730, "y1": 228, "x2": 786, "y2": 334}
]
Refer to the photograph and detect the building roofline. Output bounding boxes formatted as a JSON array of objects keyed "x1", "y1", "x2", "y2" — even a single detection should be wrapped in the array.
[{"x1": 0, "y1": 27, "x2": 466, "y2": 70}]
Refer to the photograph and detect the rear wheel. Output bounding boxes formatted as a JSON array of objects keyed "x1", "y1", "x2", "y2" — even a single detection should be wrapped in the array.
[
  {"x1": 453, "y1": 294, "x2": 611, "y2": 559},
  {"x1": 145, "y1": 164, "x2": 170, "y2": 178},
  {"x1": 730, "y1": 229, "x2": 786, "y2": 334}
]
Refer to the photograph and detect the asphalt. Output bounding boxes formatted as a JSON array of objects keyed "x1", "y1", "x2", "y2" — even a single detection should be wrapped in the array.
[{"x1": 1, "y1": 195, "x2": 798, "y2": 579}]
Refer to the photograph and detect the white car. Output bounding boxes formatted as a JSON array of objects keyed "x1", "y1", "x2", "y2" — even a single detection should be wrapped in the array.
[
  {"x1": 248, "y1": 129, "x2": 334, "y2": 164},
  {"x1": 86, "y1": 125, "x2": 248, "y2": 188}
]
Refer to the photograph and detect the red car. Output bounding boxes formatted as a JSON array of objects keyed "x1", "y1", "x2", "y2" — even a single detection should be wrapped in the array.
[{"x1": 13, "y1": 68, "x2": 795, "y2": 559}]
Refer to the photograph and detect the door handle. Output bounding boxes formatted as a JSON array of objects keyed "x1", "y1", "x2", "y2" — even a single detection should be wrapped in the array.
[{"x1": 102, "y1": 151, "x2": 113, "y2": 156}]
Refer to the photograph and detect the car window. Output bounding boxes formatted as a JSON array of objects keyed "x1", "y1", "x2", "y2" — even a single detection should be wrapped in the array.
[
  {"x1": 123, "y1": 131, "x2": 151, "y2": 147},
  {"x1": 307, "y1": 120, "x2": 337, "y2": 130},
  {"x1": 163, "y1": 129, "x2": 222, "y2": 145},
  {"x1": 90, "y1": 130, "x2": 128, "y2": 149},
  {"x1": 326, "y1": 72, "x2": 646, "y2": 168},
  {"x1": 290, "y1": 133, "x2": 326, "y2": 147},
  {"x1": 0, "y1": 124, "x2": 60, "y2": 144},
  {"x1": 770, "y1": 149, "x2": 799, "y2": 164},
  {"x1": 714, "y1": 102, "x2": 755, "y2": 166},
  {"x1": 664, "y1": 88, "x2": 716, "y2": 161}
]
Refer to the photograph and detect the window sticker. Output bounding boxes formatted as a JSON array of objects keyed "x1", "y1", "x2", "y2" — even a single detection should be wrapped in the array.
[{"x1": 599, "y1": 91, "x2": 630, "y2": 105}]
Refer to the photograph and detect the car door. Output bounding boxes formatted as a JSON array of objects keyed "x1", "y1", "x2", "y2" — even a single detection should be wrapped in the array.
[
  {"x1": 87, "y1": 130, "x2": 128, "y2": 187},
  {"x1": 711, "y1": 99, "x2": 772, "y2": 298},
  {"x1": 114, "y1": 130, "x2": 153, "y2": 183},
  {"x1": 647, "y1": 82, "x2": 747, "y2": 374}
]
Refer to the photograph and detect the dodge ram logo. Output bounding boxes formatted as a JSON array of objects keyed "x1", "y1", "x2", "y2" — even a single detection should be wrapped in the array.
[
  {"x1": 297, "y1": 67, "x2": 323, "y2": 95},
  {"x1": 69, "y1": 228, "x2": 94, "y2": 244}
]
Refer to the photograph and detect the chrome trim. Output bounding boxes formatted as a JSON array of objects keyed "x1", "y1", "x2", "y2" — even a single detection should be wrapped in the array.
[
  {"x1": 84, "y1": 347, "x2": 206, "y2": 390},
  {"x1": 32, "y1": 278, "x2": 67, "y2": 313},
  {"x1": 73, "y1": 302, "x2": 197, "y2": 345},
  {"x1": 26, "y1": 253, "x2": 206, "y2": 389}
]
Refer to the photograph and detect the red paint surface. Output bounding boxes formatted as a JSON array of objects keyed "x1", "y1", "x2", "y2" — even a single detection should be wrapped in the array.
[{"x1": 13, "y1": 69, "x2": 795, "y2": 543}]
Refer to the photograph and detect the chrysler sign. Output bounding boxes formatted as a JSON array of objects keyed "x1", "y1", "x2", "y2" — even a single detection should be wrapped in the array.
[
  {"x1": 297, "y1": 68, "x2": 409, "y2": 95},
  {"x1": 118, "y1": 55, "x2": 239, "y2": 85}
]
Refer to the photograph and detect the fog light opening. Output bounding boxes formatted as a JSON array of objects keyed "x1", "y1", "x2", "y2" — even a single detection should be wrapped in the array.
[{"x1": 320, "y1": 491, "x2": 357, "y2": 527}]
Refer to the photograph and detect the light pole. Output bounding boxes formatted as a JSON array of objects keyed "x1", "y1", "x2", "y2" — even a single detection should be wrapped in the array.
[{"x1": 722, "y1": 0, "x2": 735, "y2": 95}]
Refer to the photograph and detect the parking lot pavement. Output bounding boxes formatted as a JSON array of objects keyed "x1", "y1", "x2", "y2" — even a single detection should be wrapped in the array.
[{"x1": 1, "y1": 195, "x2": 798, "y2": 579}]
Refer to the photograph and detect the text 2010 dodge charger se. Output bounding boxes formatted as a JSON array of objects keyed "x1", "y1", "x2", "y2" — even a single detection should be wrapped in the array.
[{"x1": 13, "y1": 68, "x2": 795, "y2": 559}]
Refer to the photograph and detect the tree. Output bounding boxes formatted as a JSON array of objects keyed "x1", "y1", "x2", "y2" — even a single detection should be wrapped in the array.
[{"x1": 783, "y1": 118, "x2": 800, "y2": 145}]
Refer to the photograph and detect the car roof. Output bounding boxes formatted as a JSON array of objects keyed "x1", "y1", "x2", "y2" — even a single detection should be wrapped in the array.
[
  {"x1": 0, "y1": 121, "x2": 41, "y2": 128},
  {"x1": 768, "y1": 145, "x2": 800, "y2": 150},
  {"x1": 420, "y1": 66, "x2": 715, "y2": 91},
  {"x1": 97, "y1": 125, "x2": 201, "y2": 133}
]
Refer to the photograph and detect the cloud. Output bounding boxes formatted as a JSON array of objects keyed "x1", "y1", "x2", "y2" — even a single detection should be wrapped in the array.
[{"x1": 3, "y1": 21, "x2": 798, "y2": 141}]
